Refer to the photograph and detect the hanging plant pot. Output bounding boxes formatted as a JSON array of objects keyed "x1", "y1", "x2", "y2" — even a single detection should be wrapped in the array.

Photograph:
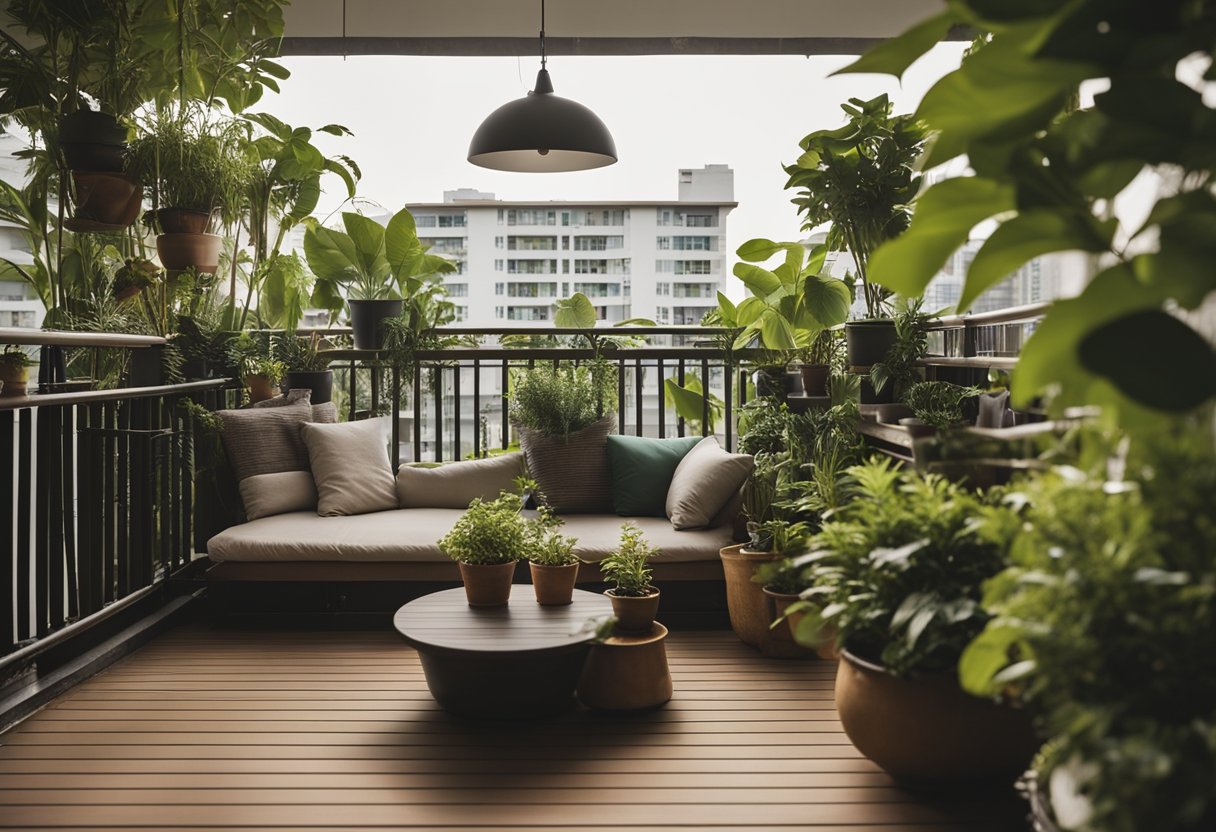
[
  {"x1": 59, "y1": 110, "x2": 127, "y2": 172},
  {"x1": 349, "y1": 299, "x2": 404, "y2": 350},
  {"x1": 605, "y1": 588, "x2": 660, "y2": 633},
  {"x1": 835, "y1": 649, "x2": 1037, "y2": 784},
  {"x1": 157, "y1": 232, "x2": 222, "y2": 274},
  {"x1": 845, "y1": 319, "x2": 897, "y2": 368},
  {"x1": 67, "y1": 171, "x2": 142, "y2": 229},
  {"x1": 530, "y1": 562, "x2": 579, "y2": 605},
  {"x1": 458, "y1": 561, "x2": 517, "y2": 607},
  {"x1": 284, "y1": 370, "x2": 333, "y2": 404},
  {"x1": 799, "y1": 363, "x2": 830, "y2": 397},
  {"x1": 156, "y1": 208, "x2": 213, "y2": 235}
]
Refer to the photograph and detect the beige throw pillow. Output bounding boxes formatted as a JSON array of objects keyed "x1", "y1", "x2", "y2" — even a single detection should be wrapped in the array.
[
  {"x1": 666, "y1": 437, "x2": 755, "y2": 530},
  {"x1": 216, "y1": 397, "x2": 314, "y2": 481},
  {"x1": 239, "y1": 471, "x2": 318, "y2": 520},
  {"x1": 396, "y1": 452, "x2": 526, "y2": 509},
  {"x1": 301, "y1": 418, "x2": 397, "y2": 517}
]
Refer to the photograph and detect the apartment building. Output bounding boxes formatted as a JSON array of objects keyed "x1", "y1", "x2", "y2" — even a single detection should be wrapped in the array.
[
  {"x1": 0, "y1": 132, "x2": 45, "y2": 331},
  {"x1": 407, "y1": 165, "x2": 736, "y2": 326}
]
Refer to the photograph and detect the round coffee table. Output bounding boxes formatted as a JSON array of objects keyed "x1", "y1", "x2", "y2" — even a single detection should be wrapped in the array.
[{"x1": 393, "y1": 585, "x2": 613, "y2": 717}]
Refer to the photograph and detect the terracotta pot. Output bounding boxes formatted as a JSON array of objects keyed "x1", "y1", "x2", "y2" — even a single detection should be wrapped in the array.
[
  {"x1": 246, "y1": 374, "x2": 278, "y2": 404},
  {"x1": 577, "y1": 623, "x2": 673, "y2": 710},
  {"x1": 529, "y1": 561, "x2": 579, "y2": 605},
  {"x1": 70, "y1": 171, "x2": 142, "y2": 227},
  {"x1": 0, "y1": 363, "x2": 29, "y2": 398},
  {"x1": 720, "y1": 544, "x2": 811, "y2": 658},
  {"x1": 799, "y1": 363, "x2": 830, "y2": 397},
  {"x1": 845, "y1": 319, "x2": 897, "y2": 368},
  {"x1": 157, "y1": 232, "x2": 222, "y2": 273},
  {"x1": 457, "y1": 561, "x2": 517, "y2": 607},
  {"x1": 156, "y1": 208, "x2": 213, "y2": 235},
  {"x1": 606, "y1": 589, "x2": 660, "y2": 633},
  {"x1": 835, "y1": 649, "x2": 1038, "y2": 785},
  {"x1": 0, "y1": 379, "x2": 26, "y2": 398}
]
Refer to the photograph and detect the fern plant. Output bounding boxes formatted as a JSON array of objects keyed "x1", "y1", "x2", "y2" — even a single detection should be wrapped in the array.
[
  {"x1": 903, "y1": 381, "x2": 983, "y2": 430},
  {"x1": 600, "y1": 522, "x2": 659, "y2": 596}
]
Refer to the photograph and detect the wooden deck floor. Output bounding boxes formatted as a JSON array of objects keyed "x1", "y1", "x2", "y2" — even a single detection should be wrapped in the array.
[{"x1": 0, "y1": 627, "x2": 1026, "y2": 830}]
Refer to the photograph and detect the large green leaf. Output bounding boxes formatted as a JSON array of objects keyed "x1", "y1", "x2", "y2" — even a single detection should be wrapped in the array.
[
  {"x1": 715, "y1": 291, "x2": 737, "y2": 327},
  {"x1": 302, "y1": 222, "x2": 358, "y2": 283},
  {"x1": 1078, "y1": 309, "x2": 1216, "y2": 412},
  {"x1": 868, "y1": 177, "x2": 1016, "y2": 297},
  {"x1": 555, "y1": 293, "x2": 597, "y2": 328},
  {"x1": 733, "y1": 262, "x2": 782, "y2": 297},
  {"x1": 802, "y1": 274, "x2": 852, "y2": 327},
  {"x1": 759, "y1": 309, "x2": 798, "y2": 351},
  {"x1": 737, "y1": 238, "x2": 785, "y2": 262},
  {"x1": 342, "y1": 212, "x2": 388, "y2": 279},
  {"x1": 385, "y1": 208, "x2": 422, "y2": 280},
  {"x1": 832, "y1": 10, "x2": 958, "y2": 79},
  {"x1": 960, "y1": 211, "x2": 1114, "y2": 312}
]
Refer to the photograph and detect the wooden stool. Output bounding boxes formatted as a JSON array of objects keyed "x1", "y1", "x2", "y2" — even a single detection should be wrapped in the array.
[{"x1": 576, "y1": 622, "x2": 673, "y2": 711}]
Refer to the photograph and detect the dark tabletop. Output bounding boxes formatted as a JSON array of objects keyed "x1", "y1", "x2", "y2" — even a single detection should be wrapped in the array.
[{"x1": 393, "y1": 586, "x2": 614, "y2": 653}]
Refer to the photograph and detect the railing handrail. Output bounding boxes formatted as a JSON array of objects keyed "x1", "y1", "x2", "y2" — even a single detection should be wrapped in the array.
[
  {"x1": 0, "y1": 378, "x2": 231, "y2": 412},
  {"x1": 928, "y1": 302, "x2": 1050, "y2": 329},
  {"x1": 0, "y1": 328, "x2": 167, "y2": 348}
]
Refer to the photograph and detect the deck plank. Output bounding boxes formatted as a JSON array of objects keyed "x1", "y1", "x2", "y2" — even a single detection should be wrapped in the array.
[{"x1": 0, "y1": 626, "x2": 1026, "y2": 830}]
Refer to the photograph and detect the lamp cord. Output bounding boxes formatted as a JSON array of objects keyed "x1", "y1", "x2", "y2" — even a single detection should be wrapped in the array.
[{"x1": 539, "y1": 0, "x2": 547, "y2": 69}]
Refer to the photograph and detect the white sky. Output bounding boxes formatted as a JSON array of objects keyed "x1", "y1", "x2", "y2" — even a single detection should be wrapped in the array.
[{"x1": 269, "y1": 45, "x2": 968, "y2": 261}]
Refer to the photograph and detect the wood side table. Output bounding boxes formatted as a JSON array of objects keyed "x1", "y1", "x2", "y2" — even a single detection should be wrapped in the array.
[{"x1": 393, "y1": 585, "x2": 612, "y2": 717}]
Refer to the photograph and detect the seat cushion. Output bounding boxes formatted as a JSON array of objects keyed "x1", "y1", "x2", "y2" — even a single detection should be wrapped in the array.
[
  {"x1": 208, "y1": 510, "x2": 732, "y2": 564},
  {"x1": 396, "y1": 452, "x2": 526, "y2": 509}
]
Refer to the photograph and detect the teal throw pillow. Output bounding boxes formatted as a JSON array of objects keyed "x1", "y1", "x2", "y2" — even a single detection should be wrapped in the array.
[{"x1": 606, "y1": 434, "x2": 703, "y2": 517}]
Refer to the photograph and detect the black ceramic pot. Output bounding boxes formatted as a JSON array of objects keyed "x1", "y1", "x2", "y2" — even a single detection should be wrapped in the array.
[
  {"x1": 349, "y1": 299, "x2": 403, "y2": 350},
  {"x1": 284, "y1": 370, "x2": 333, "y2": 404},
  {"x1": 845, "y1": 319, "x2": 897, "y2": 369}
]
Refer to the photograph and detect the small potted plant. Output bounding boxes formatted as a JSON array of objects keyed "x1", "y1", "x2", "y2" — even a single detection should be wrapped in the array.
[
  {"x1": 600, "y1": 522, "x2": 661, "y2": 632},
  {"x1": 227, "y1": 334, "x2": 285, "y2": 404},
  {"x1": 799, "y1": 328, "x2": 841, "y2": 398},
  {"x1": 273, "y1": 333, "x2": 333, "y2": 404},
  {"x1": 112, "y1": 257, "x2": 159, "y2": 302},
  {"x1": 752, "y1": 521, "x2": 812, "y2": 644},
  {"x1": 900, "y1": 381, "x2": 982, "y2": 438},
  {"x1": 0, "y1": 346, "x2": 33, "y2": 398},
  {"x1": 438, "y1": 490, "x2": 528, "y2": 607},
  {"x1": 864, "y1": 298, "x2": 929, "y2": 405},
  {"x1": 526, "y1": 501, "x2": 582, "y2": 606}
]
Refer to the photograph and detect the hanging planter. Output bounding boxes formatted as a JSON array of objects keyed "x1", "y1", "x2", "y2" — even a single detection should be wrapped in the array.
[{"x1": 65, "y1": 171, "x2": 142, "y2": 230}]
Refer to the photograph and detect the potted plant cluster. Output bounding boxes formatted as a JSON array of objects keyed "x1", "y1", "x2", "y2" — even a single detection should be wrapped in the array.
[
  {"x1": 438, "y1": 489, "x2": 529, "y2": 607},
  {"x1": 273, "y1": 333, "x2": 333, "y2": 404},
  {"x1": 900, "y1": 380, "x2": 982, "y2": 438},
  {"x1": 305, "y1": 208, "x2": 456, "y2": 350},
  {"x1": 0, "y1": 346, "x2": 33, "y2": 398},
  {"x1": 798, "y1": 328, "x2": 842, "y2": 398},
  {"x1": 792, "y1": 458, "x2": 1035, "y2": 783},
  {"x1": 227, "y1": 333, "x2": 285, "y2": 404},
  {"x1": 600, "y1": 522, "x2": 661, "y2": 632}
]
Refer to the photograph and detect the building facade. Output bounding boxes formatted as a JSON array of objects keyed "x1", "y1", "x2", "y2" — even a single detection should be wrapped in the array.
[{"x1": 406, "y1": 165, "x2": 736, "y2": 327}]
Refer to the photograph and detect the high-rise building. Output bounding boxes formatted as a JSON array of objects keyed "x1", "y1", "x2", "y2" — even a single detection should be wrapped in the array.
[
  {"x1": 0, "y1": 133, "x2": 45, "y2": 331},
  {"x1": 405, "y1": 165, "x2": 736, "y2": 327}
]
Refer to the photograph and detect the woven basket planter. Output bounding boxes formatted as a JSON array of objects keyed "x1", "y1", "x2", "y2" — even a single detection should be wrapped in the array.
[{"x1": 516, "y1": 414, "x2": 616, "y2": 514}]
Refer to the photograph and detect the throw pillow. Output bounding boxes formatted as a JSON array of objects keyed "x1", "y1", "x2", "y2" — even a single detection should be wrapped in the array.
[
  {"x1": 605, "y1": 434, "x2": 702, "y2": 517},
  {"x1": 216, "y1": 397, "x2": 314, "y2": 481},
  {"x1": 516, "y1": 414, "x2": 616, "y2": 514},
  {"x1": 396, "y1": 452, "x2": 526, "y2": 509},
  {"x1": 301, "y1": 418, "x2": 397, "y2": 516},
  {"x1": 239, "y1": 471, "x2": 318, "y2": 520},
  {"x1": 666, "y1": 437, "x2": 755, "y2": 530},
  {"x1": 252, "y1": 388, "x2": 336, "y2": 423}
]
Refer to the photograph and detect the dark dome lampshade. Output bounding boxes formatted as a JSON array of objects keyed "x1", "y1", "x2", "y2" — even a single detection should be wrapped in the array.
[{"x1": 468, "y1": 69, "x2": 617, "y2": 172}]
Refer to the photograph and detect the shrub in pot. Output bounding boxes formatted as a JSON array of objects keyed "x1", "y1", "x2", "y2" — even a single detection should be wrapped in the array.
[
  {"x1": 600, "y1": 522, "x2": 660, "y2": 632},
  {"x1": 227, "y1": 333, "x2": 285, "y2": 404},
  {"x1": 863, "y1": 298, "x2": 929, "y2": 404},
  {"x1": 305, "y1": 207, "x2": 456, "y2": 350},
  {"x1": 795, "y1": 458, "x2": 1035, "y2": 783},
  {"x1": 782, "y1": 94, "x2": 926, "y2": 367},
  {"x1": 526, "y1": 499, "x2": 582, "y2": 606},
  {"x1": 0, "y1": 346, "x2": 33, "y2": 398},
  {"x1": 899, "y1": 380, "x2": 983, "y2": 438},
  {"x1": 438, "y1": 490, "x2": 529, "y2": 607},
  {"x1": 273, "y1": 333, "x2": 333, "y2": 404},
  {"x1": 798, "y1": 328, "x2": 841, "y2": 397},
  {"x1": 959, "y1": 428, "x2": 1216, "y2": 831}
]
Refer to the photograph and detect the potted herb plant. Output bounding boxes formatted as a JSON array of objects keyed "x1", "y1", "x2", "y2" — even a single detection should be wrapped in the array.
[
  {"x1": 0, "y1": 346, "x2": 33, "y2": 398},
  {"x1": 900, "y1": 381, "x2": 982, "y2": 438},
  {"x1": 799, "y1": 328, "x2": 841, "y2": 397},
  {"x1": 783, "y1": 94, "x2": 927, "y2": 369},
  {"x1": 305, "y1": 208, "x2": 456, "y2": 350},
  {"x1": 600, "y1": 522, "x2": 660, "y2": 632},
  {"x1": 227, "y1": 333, "x2": 285, "y2": 404},
  {"x1": 273, "y1": 333, "x2": 333, "y2": 404},
  {"x1": 864, "y1": 298, "x2": 929, "y2": 405},
  {"x1": 438, "y1": 490, "x2": 528, "y2": 607},
  {"x1": 127, "y1": 110, "x2": 254, "y2": 273},
  {"x1": 797, "y1": 458, "x2": 1035, "y2": 783},
  {"x1": 526, "y1": 500, "x2": 582, "y2": 606}
]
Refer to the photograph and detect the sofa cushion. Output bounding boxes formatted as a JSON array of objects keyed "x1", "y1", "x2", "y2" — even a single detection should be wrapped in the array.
[
  {"x1": 667, "y1": 437, "x2": 755, "y2": 530},
  {"x1": 207, "y1": 510, "x2": 731, "y2": 564},
  {"x1": 253, "y1": 388, "x2": 337, "y2": 423},
  {"x1": 301, "y1": 418, "x2": 397, "y2": 516},
  {"x1": 396, "y1": 452, "x2": 526, "y2": 509},
  {"x1": 516, "y1": 414, "x2": 615, "y2": 514},
  {"x1": 216, "y1": 397, "x2": 314, "y2": 481},
  {"x1": 605, "y1": 434, "x2": 701, "y2": 517},
  {"x1": 239, "y1": 471, "x2": 318, "y2": 520}
]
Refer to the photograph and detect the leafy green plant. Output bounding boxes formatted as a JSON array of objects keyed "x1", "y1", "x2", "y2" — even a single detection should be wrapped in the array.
[
  {"x1": 903, "y1": 381, "x2": 982, "y2": 431},
  {"x1": 600, "y1": 522, "x2": 659, "y2": 596},
  {"x1": 959, "y1": 428, "x2": 1216, "y2": 832},
  {"x1": 869, "y1": 297, "x2": 928, "y2": 396},
  {"x1": 783, "y1": 94, "x2": 927, "y2": 319},
  {"x1": 438, "y1": 490, "x2": 530, "y2": 566},
  {"x1": 838, "y1": 3, "x2": 1216, "y2": 422},
  {"x1": 526, "y1": 504, "x2": 580, "y2": 567},
  {"x1": 0, "y1": 345, "x2": 32, "y2": 374},
  {"x1": 305, "y1": 207, "x2": 455, "y2": 305},
  {"x1": 508, "y1": 360, "x2": 617, "y2": 438},
  {"x1": 226, "y1": 332, "x2": 282, "y2": 383},
  {"x1": 796, "y1": 458, "x2": 1007, "y2": 676},
  {"x1": 272, "y1": 332, "x2": 329, "y2": 373}
]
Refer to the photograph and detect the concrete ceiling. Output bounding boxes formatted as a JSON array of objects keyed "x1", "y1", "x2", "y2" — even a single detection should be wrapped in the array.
[{"x1": 282, "y1": 0, "x2": 959, "y2": 56}]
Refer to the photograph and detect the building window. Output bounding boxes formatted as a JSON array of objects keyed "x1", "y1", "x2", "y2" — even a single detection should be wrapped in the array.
[
  {"x1": 506, "y1": 209, "x2": 557, "y2": 226},
  {"x1": 572, "y1": 282, "x2": 620, "y2": 298},
  {"x1": 671, "y1": 235, "x2": 713, "y2": 251},
  {"x1": 657, "y1": 259, "x2": 713, "y2": 275},
  {"x1": 565, "y1": 209, "x2": 626, "y2": 227},
  {"x1": 656, "y1": 282, "x2": 670, "y2": 296},
  {"x1": 507, "y1": 281, "x2": 558, "y2": 298},
  {"x1": 574, "y1": 235, "x2": 624, "y2": 251},
  {"x1": 495, "y1": 282, "x2": 504, "y2": 295},
  {"x1": 506, "y1": 306, "x2": 551, "y2": 321},
  {"x1": 507, "y1": 235, "x2": 557, "y2": 251},
  {"x1": 494, "y1": 259, "x2": 504, "y2": 271},
  {"x1": 495, "y1": 236, "x2": 504, "y2": 248},
  {"x1": 562, "y1": 236, "x2": 570, "y2": 250},
  {"x1": 656, "y1": 306, "x2": 670, "y2": 324},
  {"x1": 495, "y1": 306, "x2": 504, "y2": 319},
  {"x1": 416, "y1": 214, "x2": 437, "y2": 227},
  {"x1": 437, "y1": 214, "x2": 466, "y2": 228},
  {"x1": 446, "y1": 283, "x2": 469, "y2": 297},
  {"x1": 454, "y1": 306, "x2": 468, "y2": 322},
  {"x1": 507, "y1": 259, "x2": 557, "y2": 274},
  {"x1": 420, "y1": 237, "x2": 466, "y2": 255}
]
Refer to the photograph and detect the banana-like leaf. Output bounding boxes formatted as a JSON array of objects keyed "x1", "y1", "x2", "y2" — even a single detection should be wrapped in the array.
[{"x1": 555, "y1": 292, "x2": 597, "y2": 328}]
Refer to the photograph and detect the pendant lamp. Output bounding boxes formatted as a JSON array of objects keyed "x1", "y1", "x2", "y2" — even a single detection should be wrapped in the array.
[{"x1": 468, "y1": 0, "x2": 617, "y2": 172}]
